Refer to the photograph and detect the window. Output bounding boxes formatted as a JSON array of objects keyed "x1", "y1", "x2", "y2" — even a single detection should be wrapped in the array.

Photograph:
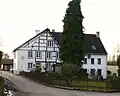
[
  {"x1": 28, "y1": 63, "x2": 33, "y2": 69},
  {"x1": 84, "y1": 58, "x2": 87, "y2": 64},
  {"x1": 40, "y1": 40, "x2": 45, "y2": 44},
  {"x1": 91, "y1": 45, "x2": 96, "y2": 50},
  {"x1": 83, "y1": 69, "x2": 87, "y2": 73},
  {"x1": 90, "y1": 69, "x2": 95, "y2": 76},
  {"x1": 47, "y1": 40, "x2": 54, "y2": 47},
  {"x1": 28, "y1": 51, "x2": 33, "y2": 58},
  {"x1": 97, "y1": 69, "x2": 102, "y2": 76},
  {"x1": 36, "y1": 51, "x2": 42, "y2": 58},
  {"x1": 45, "y1": 63, "x2": 51, "y2": 69},
  {"x1": 56, "y1": 52, "x2": 59, "y2": 58},
  {"x1": 91, "y1": 58, "x2": 94, "y2": 64},
  {"x1": 46, "y1": 52, "x2": 52, "y2": 58},
  {"x1": 98, "y1": 58, "x2": 101, "y2": 64}
]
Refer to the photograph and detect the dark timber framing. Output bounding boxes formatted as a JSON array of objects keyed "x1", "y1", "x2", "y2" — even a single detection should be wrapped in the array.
[
  {"x1": 45, "y1": 31, "x2": 48, "y2": 68},
  {"x1": 38, "y1": 37, "x2": 40, "y2": 50},
  {"x1": 13, "y1": 28, "x2": 61, "y2": 71},
  {"x1": 13, "y1": 28, "x2": 50, "y2": 52}
]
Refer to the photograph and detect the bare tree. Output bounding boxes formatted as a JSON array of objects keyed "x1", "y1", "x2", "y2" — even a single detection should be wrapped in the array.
[
  {"x1": 117, "y1": 55, "x2": 120, "y2": 77},
  {"x1": 3, "y1": 53, "x2": 9, "y2": 59},
  {"x1": 0, "y1": 51, "x2": 3, "y2": 69}
]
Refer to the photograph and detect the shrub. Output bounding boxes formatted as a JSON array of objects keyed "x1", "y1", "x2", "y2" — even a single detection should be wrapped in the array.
[
  {"x1": 107, "y1": 73, "x2": 118, "y2": 80},
  {"x1": 60, "y1": 64, "x2": 78, "y2": 86},
  {"x1": 117, "y1": 69, "x2": 120, "y2": 77},
  {"x1": 60, "y1": 64, "x2": 88, "y2": 85},
  {"x1": 35, "y1": 67, "x2": 41, "y2": 73},
  {"x1": 107, "y1": 70, "x2": 112, "y2": 76},
  {"x1": 78, "y1": 68, "x2": 88, "y2": 80},
  {"x1": 107, "y1": 78, "x2": 120, "y2": 91}
]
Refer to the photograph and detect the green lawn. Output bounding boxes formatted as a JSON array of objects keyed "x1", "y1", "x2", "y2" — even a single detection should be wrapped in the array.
[
  {"x1": 53, "y1": 80, "x2": 107, "y2": 91},
  {"x1": 71, "y1": 80, "x2": 106, "y2": 87},
  {"x1": 53, "y1": 80, "x2": 106, "y2": 87}
]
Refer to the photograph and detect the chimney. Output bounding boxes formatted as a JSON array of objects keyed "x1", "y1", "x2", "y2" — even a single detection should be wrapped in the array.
[
  {"x1": 52, "y1": 29, "x2": 55, "y2": 32},
  {"x1": 35, "y1": 30, "x2": 40, "y2": 34},
  {"x1": 96, "y1": 31, "x2": 100, "y2": 38}
]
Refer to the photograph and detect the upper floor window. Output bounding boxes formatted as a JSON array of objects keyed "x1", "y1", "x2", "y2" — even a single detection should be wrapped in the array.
[
  {"x1": 47, "y1": 40, "x2": 54, "y2": 47},
  {"x1": 28, "y1": 62, "x2": 33, "y2": 69},
  {"x1": 28, "y1": 51, "x2": 33, "y2": 58},
  {"x1": 56, "y1": 52, "x2": 59, "y2": 58},
  {"x1": 91, "y1": 58, "x2": 94, "y2": 64},
  {"x1": 36, "y1": 51, "x2": 42, "y2": 58},
  {"x1": 46, "y1": 52, "x2": 52, "y2": 59},
  {"x1": 98, "y1": 58, "x2": 101, "y2": 64},
  {"x1": 84, "y1": 58, "x2": 87, "y2": 64}
]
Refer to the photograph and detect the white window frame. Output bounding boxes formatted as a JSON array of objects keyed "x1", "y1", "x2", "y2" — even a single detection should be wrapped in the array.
[
  {"x1": 28, "y1": 51, "x2": 33, "y2": 58},
  {"x1": 56, "y1": 52, "x2": 59, "y2": 59},
  {"x1": 90, "y1": 69, "x2": 95, "y2": 76},
  {"x1": 45, "y1": 63, "x2": 51, "y2": 69},
  {"x1": 97, "y1": 69, "x2": 102, "y2": 76},
  {"x1": 97, "y1": 58, "x2": 101, "y2": 64},
  {"x1": 84, "y1": 58, "x2": 87, "y2": 64},
  {"x1": 46, "y1": 52, "x2": 52, "y2": 59},
  {"x1": 28, "y1": 62, "x2": 33, "y2": 69},
  {"x1": 36, "y1": 51, "x2": 42, "y2": 58},
  {"x1": 91, "y1": 58, "x2": 94, "y2": 64},
  {"x1": 47, "y1": 40, "x2": 54, "y2": 47}
]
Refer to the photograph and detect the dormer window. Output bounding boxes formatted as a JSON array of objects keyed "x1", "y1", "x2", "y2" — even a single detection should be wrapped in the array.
[{"x1": 91, "y1": 45, "x2": 96, "y2": 50}]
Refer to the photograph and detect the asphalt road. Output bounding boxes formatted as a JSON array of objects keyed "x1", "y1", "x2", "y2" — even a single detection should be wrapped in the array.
[{"x1": 1, "y1": 71, "x2": 120, "y2": 96}]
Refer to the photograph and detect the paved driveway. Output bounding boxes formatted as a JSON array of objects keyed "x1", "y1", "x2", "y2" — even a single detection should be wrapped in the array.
[{"x1": 1, "y1": 71, "x2": 120, "y2": 96}]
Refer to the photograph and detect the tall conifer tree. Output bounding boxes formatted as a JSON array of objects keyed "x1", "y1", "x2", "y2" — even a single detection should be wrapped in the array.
[{"x1": 61, "y1": 0, "x2": 84, "y2": 67}]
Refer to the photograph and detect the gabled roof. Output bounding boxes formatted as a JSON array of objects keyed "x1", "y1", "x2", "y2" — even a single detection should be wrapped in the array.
[
  {"x1": 50, "y1": 32, "x2": 62, "y2": 45},
  {"x1": 51, "y1": 32, "x2": 107, "y2": 55},
  {"x1": 2, "y1": 59, "x2": 13, "y2": 65},
  {"x1": 13, "y1": 28, "x2": 107, "y2": 55},
  {"x1": 13, "y1": 28, "x2": 50, "y2": 52}
]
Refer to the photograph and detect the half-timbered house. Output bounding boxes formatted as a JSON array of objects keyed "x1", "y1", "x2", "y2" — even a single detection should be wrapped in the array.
[{"x1": 13, "y1": 28, "x2": 107, "y2": 79}]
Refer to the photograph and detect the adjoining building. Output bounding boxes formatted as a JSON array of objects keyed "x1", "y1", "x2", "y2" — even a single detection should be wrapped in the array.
[{"x1": 13, "y1": 28, "x2": 107, "y2": 79}]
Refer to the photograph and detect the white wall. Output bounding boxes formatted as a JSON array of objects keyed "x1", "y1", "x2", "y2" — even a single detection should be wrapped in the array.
[
  {"x1": 13, "y1": 30, "x2": 107, "y2": 78},
  {"x1": 13, "y1": 31, "x2": 60, "y2": 73},
  {"x1": 15, "y1": 50, "x2": 60, "y2": 72},
  {"x1": 17, "y1": 50, "x2": 35, "y2": 72},
  {"x1": 83, "y1": 55, "x2": 107, "y2": 79},
  {"x1": 107, "y1": 65, "x2": 118, "y2": 76}
]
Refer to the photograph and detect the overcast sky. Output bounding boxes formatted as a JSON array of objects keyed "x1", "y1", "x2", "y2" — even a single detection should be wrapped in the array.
[{"x1": 0, "y1": 0, "x2": 119, "y2": 59}]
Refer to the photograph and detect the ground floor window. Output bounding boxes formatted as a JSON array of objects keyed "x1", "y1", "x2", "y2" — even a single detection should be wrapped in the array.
[
  {"x1": 45, "y1": 63, "x2": 51, "y2": 69},
  {"x1": 90, "y1": 69, "x2": 95, "y2": 76},
  {"x1": 97, "y1": 69, "x2": 102, "y2": 76},
  {"x1": 28, "y1": 62, "x2": 33, "y2": 69},
  {"x1": 83, "y1": 69, "x2": 87, "y2": 73},
  {"x1": 46, "y1": 52, "x2": 52, "y2": 59}
]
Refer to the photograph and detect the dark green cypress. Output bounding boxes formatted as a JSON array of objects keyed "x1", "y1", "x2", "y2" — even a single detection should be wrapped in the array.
[{"x1": 61, "y1": 0, "x2": 85, "y2": 67}]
